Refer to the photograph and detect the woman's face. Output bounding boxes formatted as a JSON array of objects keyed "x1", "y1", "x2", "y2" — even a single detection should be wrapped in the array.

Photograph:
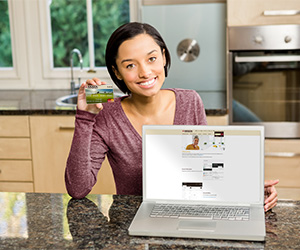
[
  {"x1": 114, "y1": 34, "x2": 166, "y2": 97},
  {"x1": 193, "y1": 138, "x2": 199, "y2": 146}
]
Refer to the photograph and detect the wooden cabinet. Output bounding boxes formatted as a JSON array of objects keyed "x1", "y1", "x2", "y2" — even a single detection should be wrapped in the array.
[
  {"x1": 29, "y1": 114, "x2": 229, "y2": 195},
  {"x1": 206, "y1": 115, "x2": 229, "y2": 125},
  {"x1": 227, "y1": 0, "x2": 300, "y2": 26},
  {"x1": 0, "y1": 114, "x2": 230, "y2": 195},
  {"x1": 0, "y1": 116, "x2": 34, "y2": 192},
  {"x1": 265, "y1": 139, "x2": 300, "y2": 200},
  {"x1": 30, "y1": 116, "x2": 116, "y2": 194},
  {"x1": 4, "y1": 114, "x2": 300, "y2": 200}
]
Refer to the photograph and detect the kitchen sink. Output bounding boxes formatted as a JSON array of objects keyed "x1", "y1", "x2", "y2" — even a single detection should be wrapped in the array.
[
  {"x1": 55, "y1": 94, "x2": 78, "y2": 107},
  {"x1": 55, "y1": 91, "x2": 125, "y2": 107}
]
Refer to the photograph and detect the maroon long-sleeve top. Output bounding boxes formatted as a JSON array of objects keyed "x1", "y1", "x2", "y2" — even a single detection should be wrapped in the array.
[{"x1": 65, "y1": 88, "x2": 207, "y2": 198}]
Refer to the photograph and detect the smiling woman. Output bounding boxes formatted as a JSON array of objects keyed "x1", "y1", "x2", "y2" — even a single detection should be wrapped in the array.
[
  {"x1": 65, "y1": 22, "x2": 278, "y2": 213},
  {"x1": 65, "y1": 22, "x2": 208, "y2": 199}
]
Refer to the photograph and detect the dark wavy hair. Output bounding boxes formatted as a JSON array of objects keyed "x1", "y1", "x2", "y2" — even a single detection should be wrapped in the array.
[{"x1": 105, "y1": 22, "x2": 171, "y2": 95}]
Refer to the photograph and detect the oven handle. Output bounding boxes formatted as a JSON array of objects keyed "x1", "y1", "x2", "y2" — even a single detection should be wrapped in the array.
[
  {"x1": 235, "y1": 55, "x2": 300, "y2": 63},
  {"x1": 265, "y1": 152, "x2": 300, "y2": 158},
  {"x1": 263, "y1": 10, "x2": 300, "y2": 16}
]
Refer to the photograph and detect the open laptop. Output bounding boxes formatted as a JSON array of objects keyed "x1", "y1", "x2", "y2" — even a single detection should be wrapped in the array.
[{"x1": 128, "y1": 125, "x2": 265, "y2": 241}]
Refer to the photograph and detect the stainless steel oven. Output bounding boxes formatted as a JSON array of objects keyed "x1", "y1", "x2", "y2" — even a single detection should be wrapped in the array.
[{"x1": 228, "y1": 25, "x2": 300, "y2": 138}]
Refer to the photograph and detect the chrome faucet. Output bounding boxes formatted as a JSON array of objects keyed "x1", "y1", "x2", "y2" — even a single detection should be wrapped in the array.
[{"x1": 70, "y1": 48, "x2": 83, "y2": 94}]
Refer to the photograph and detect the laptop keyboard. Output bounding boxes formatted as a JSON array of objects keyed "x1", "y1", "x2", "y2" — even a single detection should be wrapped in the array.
[{"x1": 150, "y1": 204, "x2": 250, "y2": 221}]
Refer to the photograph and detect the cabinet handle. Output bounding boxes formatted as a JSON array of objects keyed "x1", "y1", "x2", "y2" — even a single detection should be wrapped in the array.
[
  {"x1": 265, "y1": 152, "x2": 300, "y2": 158},
  {"x1": 59, "y1": 126, "x2": 75, "y2": 131},
  {"x1": 263, "y1": 10, "x2": 300, "y2": 16}
]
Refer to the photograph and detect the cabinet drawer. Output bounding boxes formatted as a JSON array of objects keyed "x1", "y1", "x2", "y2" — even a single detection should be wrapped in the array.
[
  {"x1": 265, "y1": 139, "x2": 300, "y2": 188},
  {"x1": 206, "y1": 115, "x2": 229, "y2": 126},
  {"x1": 0, "y1": 182, "x2": 34, "y2": 192},
  {"x1": 228, "y1": 0, "x2": 300, "y2": 26},
  {"x1": 0, "y1": 116, "x2": 30, "y2": 137},
  {"x1": 0, "y1": 138, "x2": 31, "y2": 159},
  {"x1": 265, "y1": 139, "x2": 300, "y2": 154},
  {"x1": 265, "y1": 157, "x2": 300, "y2": 188},
  {"x1": 0, "y1": 160, "x2": 32, "y2": 181},
  {"x1": 276, "y1": 187, "x2": 300, "y2": 200}
]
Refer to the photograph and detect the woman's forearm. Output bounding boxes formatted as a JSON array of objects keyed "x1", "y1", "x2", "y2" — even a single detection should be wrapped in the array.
[{"x1": 65, "y1": 110, "x2": 105, "y2": 199}]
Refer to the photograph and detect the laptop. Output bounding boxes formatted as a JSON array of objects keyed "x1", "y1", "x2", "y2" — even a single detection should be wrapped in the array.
[{"x1": 128, "y1": 125, "x2": 266, "y2": 241}]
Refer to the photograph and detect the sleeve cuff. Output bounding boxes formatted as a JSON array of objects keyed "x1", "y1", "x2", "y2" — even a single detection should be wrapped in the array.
[{"x1": 76, "y1": 107, "x2": 97, "y2": 122}]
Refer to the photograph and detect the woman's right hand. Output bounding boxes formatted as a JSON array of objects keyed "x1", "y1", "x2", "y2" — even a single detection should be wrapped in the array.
[{"x1": 77, "y1": 78, "x2": 107, "y2": 114}]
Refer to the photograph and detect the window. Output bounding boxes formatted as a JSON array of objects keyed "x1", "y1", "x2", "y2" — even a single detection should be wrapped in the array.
[
  {"x1": 0, "y1": 0, "x2": 28, "y2": 83},
  {"x1": 0, "y1": 0, "x2": 13, "y2": 68},
  {"x1": 0, "y1": 0, "x2": 137, "y2": 88},
  {"x1": 49, "y1": 0, "x2": 130, "y2": 69}
]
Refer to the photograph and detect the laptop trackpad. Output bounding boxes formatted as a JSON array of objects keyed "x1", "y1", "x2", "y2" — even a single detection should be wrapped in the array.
[{"x1": 178, "y1": 220, "x2": 216, "y2": 232}]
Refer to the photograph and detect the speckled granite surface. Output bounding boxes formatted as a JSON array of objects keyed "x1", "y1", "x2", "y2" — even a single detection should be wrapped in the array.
[
  {"x1": 0, "y1": 192, "x2": 299, "y2": 249},
  {"x1": 0, "y1": 90, "x2": 76, "y2": 115},
  {"x1": 0, "y1": 89, "x2": 227, "y2": 116}
]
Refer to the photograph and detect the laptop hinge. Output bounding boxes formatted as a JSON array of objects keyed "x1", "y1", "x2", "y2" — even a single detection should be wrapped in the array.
[{"x1": 150, "y1": 200, "x2": 255, "y2": 207}]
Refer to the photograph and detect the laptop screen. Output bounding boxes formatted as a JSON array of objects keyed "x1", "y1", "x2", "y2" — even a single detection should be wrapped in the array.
[{"x1": 143, "y1": 125, "x2": 264, "y2": 204}]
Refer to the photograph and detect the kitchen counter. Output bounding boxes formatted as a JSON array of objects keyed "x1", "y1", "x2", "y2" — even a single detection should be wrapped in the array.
[
  {"x1": 0, "y1": 90, "x2": 76, "y2": 115},
  {"x1": 0, "y1": 89, "x2": 227, "y2": 116},
  {"x1": 0, "y1": 192, "x2": 299, "y2": 249}
]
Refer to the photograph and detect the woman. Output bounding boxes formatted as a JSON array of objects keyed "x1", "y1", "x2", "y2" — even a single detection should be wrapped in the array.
[
  {"x1": 65, "y1": 22, "x2": 278, "y2": 211},
  {"x1": 186, "y1": 135, "x2": 200, "y2": 150}
]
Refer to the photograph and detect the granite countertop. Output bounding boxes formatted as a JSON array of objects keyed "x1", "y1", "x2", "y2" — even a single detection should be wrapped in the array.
[
  {"x1": 0, "y1": 89, "x2": 227, "y2": 116},
  {"x1": 0, "y1": 90, "x2": 76, "y2": 115},
  {"x1": 0, "y1": 192, "x2": 299, "y2": 249}
]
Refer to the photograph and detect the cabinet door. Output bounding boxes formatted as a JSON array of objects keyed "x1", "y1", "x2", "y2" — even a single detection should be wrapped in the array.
[
  {"x1": 227, "y1": 0, "x2": 300, "y2": 26},
  {"x1": 30, "y1": 116, "x2": 116, "y2": 194}
]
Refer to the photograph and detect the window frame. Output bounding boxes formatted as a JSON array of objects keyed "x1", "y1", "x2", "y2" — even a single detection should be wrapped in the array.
[
  {"x1": 0, "y1": 0, "x2": 29, "y2": 87},
  {"x1": 37, "y1": 0, "x2": 138, "y2": 81}
]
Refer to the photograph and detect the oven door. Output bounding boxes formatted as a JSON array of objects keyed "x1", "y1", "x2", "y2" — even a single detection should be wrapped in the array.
[{"x1": 228, "y1": 51, "x2": 300, "y2": 138}]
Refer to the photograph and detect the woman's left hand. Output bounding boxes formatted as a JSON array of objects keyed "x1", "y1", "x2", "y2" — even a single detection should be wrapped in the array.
[{"x1": 264, "y1": 179, "x2": 279, "y2": 212}]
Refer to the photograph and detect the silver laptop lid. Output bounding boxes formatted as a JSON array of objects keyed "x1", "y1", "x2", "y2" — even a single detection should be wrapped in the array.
[{"x1": 142, "y1": 125, "x2": 265, "y2": 205}]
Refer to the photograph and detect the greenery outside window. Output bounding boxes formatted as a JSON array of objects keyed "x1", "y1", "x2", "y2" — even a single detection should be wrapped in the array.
[
  {"x1": 49, "y1": 0, "x2": 130, "y2": 69},
  {"x1": 0, "y1": 0, "x2": 13, "y2": 68}
]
